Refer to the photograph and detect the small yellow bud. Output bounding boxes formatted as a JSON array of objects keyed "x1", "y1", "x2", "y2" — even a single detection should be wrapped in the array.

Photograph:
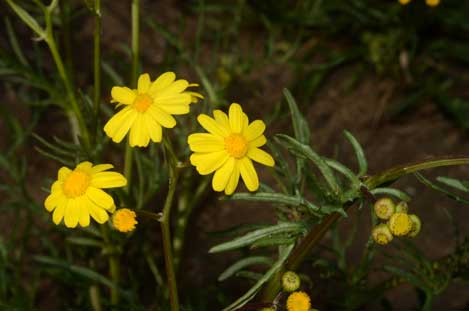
[
  {"x1": 372, "y1": 224, "x2": 393, "y2": 245},
  {"x1": 374, "y1": 197, "x2": 395, "y2": 220},
  {"x1": 425, "y1": 0, "x2": 439, "y2": 6},
  {"x1": 112, "y1": 208, "x2": 138, "y2": 232},
  {"x1": 388, "y1": 212, "x2": 412, "y2": 236},
  {"x1": 286, "y1": 291, "x2": 311, "y2": 311},
  {"x1": 407, "y1": 214, "x2": 422, "y2": 237},
  {"x1": 399, "y1": 0, "x2": 411, "y2": 5},
  {"x1": 395, "y1": 201, "x2": 408, "y2": 213},
  {"x1": 282, "y1": 271, "x2": 301, "y2": 292}
]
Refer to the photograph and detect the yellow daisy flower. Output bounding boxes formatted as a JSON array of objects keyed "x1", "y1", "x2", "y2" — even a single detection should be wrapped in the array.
[
  {"x1": 104, "y1": 72, "x2": 197, "y2": 147},
  {"x1": 112, "y1": 208, "x2": 138, "y2": 232},
  {"x1": 44, "y1": 162, "x2": 127, "y2": 228},
  {"x1": 188, "y1": 103, "x2": 275, "y2": 195}
]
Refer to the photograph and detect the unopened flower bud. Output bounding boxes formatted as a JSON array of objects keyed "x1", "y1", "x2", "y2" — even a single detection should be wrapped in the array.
[
  {"x1": 282, "y1": 271, "x2": 301, "y2": 292},
  {"x1": 395, "y1": 201, "x2": 408, "y2": 213},
  {"x1": 374, "y1": 197, "x2": 395, "y2": 220},
  {"x1": 407, "y1": 214, "x2": 421, "y2": 237},
  {"x1": 372, "y1": 224, "x2": 393, "y2": 245},
  {"x1": 388, "y1": 212, "x2": 412, "y2": 236}
]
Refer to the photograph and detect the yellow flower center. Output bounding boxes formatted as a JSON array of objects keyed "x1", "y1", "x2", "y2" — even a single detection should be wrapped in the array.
[
  {"x1": 224, "y1": 134, "x2": 248, "y2": 158},
  {"x1": 112, "y1": 208, "x2": 138, "y2": 232},
  {"x1": 62, "y1": 170, "x2": 90, "y2": 198},
  {"x1": 133, "y1": 94, "x2": 153, "y2": 112},
  {"x1": 375, "y1": 233, "x2": 389, "y2": 245},
  {"x1": 389, "y1": 212, "x2": 412, "y2": 236},
  {"x1": 286, "y1": 291, "x2": 311, "y2": 311}
]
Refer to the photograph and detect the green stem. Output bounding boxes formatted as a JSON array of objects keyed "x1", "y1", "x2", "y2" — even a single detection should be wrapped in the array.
[
  {"x1": 131, "y1": 0, "x2": 140, "y2": 88},
  {"x1": 45, "y1": 13, "x2": 90, "y2": 147},
  {"x1": 124, "y1": 143, "x2": 133, "y2": 192},
  {"x1": 260, "y1": 156, "x2": 469, "y2": 301},
  {"x1": 161, "y1": 161, "x2": 180, "y2": 311},
  {"x1": 93, "y1": 0, "x2": 102, "y2": 141},
  {"x1": 100, "y1": 225, "x2": 120, "y2": 304}
]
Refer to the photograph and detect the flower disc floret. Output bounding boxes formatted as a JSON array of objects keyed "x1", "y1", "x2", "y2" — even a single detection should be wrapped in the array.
[
  {"x1": 374, "y1": 197, "x2": 395, "y2": 220},
  {"x1": 286, "y1": 291, "x2": 311, "y2": 311},
  {"x1": 388, "y1": 212, "x2": 412, "y2": 236},
  {"x1": 372, "y1": 224, "x2": 393, "y2": 245},
  {"x1": 44, "y1": 162, "x2": 127, "y2": 228},
  {"x1": 104, "y1": 72, "x2": 200, "y2": 147},
  {"x1": 113, "y1": 208, "x2": 138, "y2": 232},
  {"x1": 407, "y1": 214, "x2": 422, "y2": 237},
  {"x1": 188, "y1": 103, "x2": 275, "y2": 195},
  {"x1": 282, "y1": 271, "x2": 301, "y2": 292}
]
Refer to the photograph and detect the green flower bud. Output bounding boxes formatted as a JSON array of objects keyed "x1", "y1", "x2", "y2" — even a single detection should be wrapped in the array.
[
  {"x1": 407, "y1": 214, "x2": 421, "y2": 237},
  {"x1": 282, "y1": 271, "x2": 301, "y2": 292},
  {"x1": 374, "y1": 197, "x2": 395, "y2": 220},
  {"x1": 372, "y1": 224, "x2": 393, "y2": 245},
  {"x1": 388, "y1": 212, "x2": 412, "y2": 236},
  {"x1": 395, "y1": 201, "x2": 409, "y2": 213}
]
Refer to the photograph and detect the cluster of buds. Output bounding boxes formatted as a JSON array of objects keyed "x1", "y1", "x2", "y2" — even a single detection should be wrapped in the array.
[{"x1": 371, "y1": 197, "x2": 422, "y2": 245}]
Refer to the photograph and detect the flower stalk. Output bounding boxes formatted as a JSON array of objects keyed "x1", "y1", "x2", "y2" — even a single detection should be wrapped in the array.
[
  {"x1": 161, "y1": 139, "x2": 181, "y2": 311},
  {"x1": 93, "y1": 0, "x2": 102, "y2": 141}
]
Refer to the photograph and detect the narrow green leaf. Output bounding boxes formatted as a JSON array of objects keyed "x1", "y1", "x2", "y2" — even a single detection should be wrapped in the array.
[
  {"x1": 229, "y1": 192, "x2": 319, "y2": 211},
  {"x1": 5, "y1": 18, "x2": 28, "y2": 66},
  {"x1": 415, "y1": 173, "x2": 469, "y2": 205},
  {"x1": 218, "y1": 256, "x2": 273, "y2": 281},
  {"x1": 275, "y1": 134, "x2": 340, "y2": 194},
  {"x1": 223, "y1": 245, "x2": 293, "y2": 311},
  {"x1": 6, "y1": 0, "x2": 46, "y2": 39},
  {"x1": 324, "y1": 158, "x2": 361, "y2": 188},
  {"x1": 209, "y1": 223, "x2": 304, "y2": 253},
  {"x1": 283, "y1": 88, "x2": 310, "y2": 144},
  {"x1": 343, "y1": 130, "x2": 368, "y2": 176},
  {"x1": 436, "y1": 176, "x2": 468, "y2": 192},
  {"x1": 370, "y1": 187, "x2": 411, "y2": 202}
]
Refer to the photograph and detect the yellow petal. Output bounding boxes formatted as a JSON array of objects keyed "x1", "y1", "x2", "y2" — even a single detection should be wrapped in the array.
[
  {"x1": 229, "y1": 103, "x2": 244, "y2": 133},
  {"x1": 157, "y1": 79, "x2": 189, "y2": 97},
  {"x1": 225, "y1": 163, "x2": 240, "y2": 195},
  {"x1": 188, "y1": 133, "x2": 224, "y2": 152},
  {"x1": 52, "y1": 200, "x2": 66, "y2": 224},
  {"x1": 58, "y1": 167, "x2": 71, "y2": 181},
  {"x1": 88, "y1": 202, "x2": 109, "y2": 224},
  {"x1": 64, "y1": 198, "x2": 79, "y2": 228},
  {"x1": 104, "y1": 107, "x2": 138, "y2": 143},
  {"x1": 197, "y1": 114, "x2": 229, "y2": 137},
  {"x1": 190, "y1": 151, "x2": 229, "y2": 175},
  {"x1": 90, "y1": 164, "x2": 114, "y2": 174},
  {"x1": 147, "y1": 105, "x2": 177, "y2": 128},
  {"x1": 244, "y1": 120, "x2": 266, "y2": 141},
  {"x1": 44, "y1": 191, "x2": 66, "y2": 212},
  {"x1": 86, "y1": 187, "x2": 115, "y2": 210},
  {"x1": 149, "y1": 72, "x2": 176, "y2": 94},
  {"x1": 154, "y1": 94, "x2": 191, "y2": 115},
  {"x1": 51, "y1": 180, "x2": 62, "y2": 193},
  {"x1": 77, "y1": 197, "x2": 90, "y2": 227},
  {"x1": 247, "y1": 148, "x2": 275, "y2": 167},
  {"x1": 248, "y1": 135, "x2": 267, "y2": 148},
  {"x1": 91, "y1": 172, "x2": 127, "y2": 189},
  {"x1": 111, "y1": 86, "x2": 136, "y2": 105},
  {"x1": 212, "y1": 157, "x2": 235, "y2": 192},
  {"x1": 213, "y1": 110, "x2": 229, "y2": 128},
  {"x1": 239, "y1": 157, "x2": 259, "y2": 191},
  {"x1": 144, "y1": 114, "x2": 163, "y2": 143},
  {"x1": 129, "y1": 114, "x2": 150, "y2": 147},
  {"x1": 137, "y1": 73, "x2": 151, "y2": 93},
  {"x1": 76, "y1": 161, "x2": 93, "y2": 172}
]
